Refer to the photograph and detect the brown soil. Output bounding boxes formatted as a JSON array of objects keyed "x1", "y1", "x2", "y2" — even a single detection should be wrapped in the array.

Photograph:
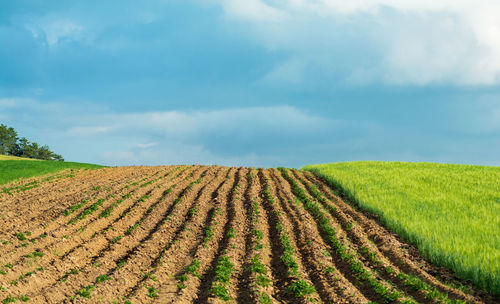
[{"x1": 0, "y1": 166, "x2": 496, "y2": 304}]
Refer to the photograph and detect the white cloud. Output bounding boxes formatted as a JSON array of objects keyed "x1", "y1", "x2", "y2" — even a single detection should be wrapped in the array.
[
  {"x1": 0, "y1": 98, "x2": 338, "y2": 166},
  {"x1": 217, "y1": 0, "x2": 288, "y2": 23},
  {"x1": 136, "y1": 142, "x2": 158, "y2": 149},
  {"x1": 2, "y1": 97, "x2": 498, "y2": 166},
  {"x1": 68, "y1": 126, "x2": 116, "y2": 136},
  {"x1": 29, "y1": 18, "x2": 85, "y2": 47},
  {"x1": 61, "y1": 106, "x2": 332, "y2": 140},
  {"x1": 213, "y1": 0, "x2": 500, "y2": 85}
]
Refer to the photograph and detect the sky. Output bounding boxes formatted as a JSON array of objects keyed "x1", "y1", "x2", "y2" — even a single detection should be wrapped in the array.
[{"x1": 1, "y1": 0, "x2": 499, "y2": 167}]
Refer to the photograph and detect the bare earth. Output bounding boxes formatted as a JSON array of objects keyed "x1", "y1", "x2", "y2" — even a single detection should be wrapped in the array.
[{"x1": 0, "y1": 166, "x2": 496, "y2": 303}]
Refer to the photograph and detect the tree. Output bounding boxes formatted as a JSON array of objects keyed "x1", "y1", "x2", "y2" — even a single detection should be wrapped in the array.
[
  {"x1": 0, "y1": 124, "x2": 18, "y2": 155},
  {"x1": 0, "y1": 124, "x2": 64, "y2": 161},
  {"x1": 51, "y1": 152, "x2": 64, "y2": 162}
]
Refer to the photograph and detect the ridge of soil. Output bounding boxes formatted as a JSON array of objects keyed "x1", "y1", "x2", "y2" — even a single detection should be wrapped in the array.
[{"x1": 0, "y1": 166, "x2": 496, "y2": 304}]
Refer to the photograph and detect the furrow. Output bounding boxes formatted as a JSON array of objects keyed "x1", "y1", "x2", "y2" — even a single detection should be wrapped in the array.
[
  {"x1": 279, "y1": 167, "x2": 409, "y2": 304},
  {"x1": 0, "y1": 166, "x2": 174, "y2": 274},
  {"x1": 236, "y1": 168, "x2": 278, "y2": 303},
  {"x1": 191, "y1": 167, "x2": 244, "y2": 303},
  {"x1": 269, "y1": 168, "x2": 367, "y2": 303},
  {"x1": 0, "y1": 166, "x2": 142, "y2": 242},
  {"x1": 258, "y1": 169, "x2": 318, "y2": 303},
  {"x1": 122, "y1": 166, "x2": 230, "y2": 302},
  {"x1": 0, "y1": 167, "x2": 100, "y2": 204},
  {"x1": 6, "y1": 166, "x2": 200, "y2": 302},
  {"x1": 292, "y1": 169, "x2": 437, "y2": 303},
  {"x1": 0, "y1": 167, "x2": 134, "y2": 226},
  {"x1": 81, "y1": 166, "x2": 227, "y2": 303},
  {"x1": 167, "y1": 167, "x2": 236, "y2": 303},
  {"x1": 301, "y1": 170, "x2": 480, "y2": 303},
  {"x1": 205, "y1": 167, "x2": 249, "y2": 303},
  {"x1": 44, "y1": 166, "x2": 203, "y2": 301}
]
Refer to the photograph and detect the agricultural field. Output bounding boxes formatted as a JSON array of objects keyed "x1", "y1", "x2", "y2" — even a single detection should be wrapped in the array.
[
  {"x1": 0, "y1": 165, "x2": 496, "y2": 303},
  {"x1": 303, "y1": 161, "x2": 500, "y2": 297},
  {"x1": 0, "y1": 156, "x2": 38, "y2": 161},
  {"x1": 0, "y1": 157, "x2": 103, "y2": 185}
]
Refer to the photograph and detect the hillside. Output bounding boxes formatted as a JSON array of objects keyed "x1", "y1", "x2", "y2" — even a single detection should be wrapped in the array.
[
  {"x1": 303, "y1": 161, "x2": 500, "y2": 296},
  {"x1": 0, "y1": 157, "x2": 104, "y2": 185},
  {"x1": 0, "y1": 155, "x2": 38, "y2": 161},
  {"x1": 0, "y1": 165, "x2": 495, "y2": 303}
]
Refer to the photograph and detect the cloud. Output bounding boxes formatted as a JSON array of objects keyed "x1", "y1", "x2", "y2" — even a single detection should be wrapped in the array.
[
  {"x1": 136, "y1": 142, "x2": 158, "y2": 149},
  {"x1": 40, "y1": 19, "x2": 84, "y2": 46},
  {"x1": 0, "y1": 98, "x2": 343, "y2": 166},
  {"x1": 1, "y1": 97, "x2": 499, "y2": 166},
  {"x1": 217, "y1": 0, "x2": 288, "y2": 23},
  {"x1": 68, "y1": 126, "x2": 116, "y2": 136},
  {"x1": 213, "y1": 0, "x2": 500, "y2": 85}
]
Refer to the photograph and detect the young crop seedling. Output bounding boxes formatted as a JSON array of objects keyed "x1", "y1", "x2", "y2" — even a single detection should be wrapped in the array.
[
  {"x1": 226, "y1": 228, "x2": 236, "y2": 239},
  {"x1": 203, "y1": 226, "x2": 214, "y2": 247},
  {"x1": 96, "y1": 274, "x2": 112, "y2": 283},
  {"x1": 186, "y1": 259, "x2": 201, "y2": 277},
  {"x1": 145, "y1": 286, "x2": 158, "y2": 298},
  {"x1": 77, "y1": 285, "x2": 95, "y2": 298},
  {"x1": 64, "y1": 199, "x2": 89, "y2": 216},
  {"x1": 68, "y1": 198, "x2": 105, "y2": 224},
  {"x1": 279, "y1": 168, "x2": 404, "y2": 303},
  {"x1": 287, "y1": 280, "x2": 316, "y2": 298},
  {"x1": 210, "y1": 256, "x2": 235, "y2": 301},
  {"x1": 2, "y1": 295, "x2": 17, "y2": 304}
]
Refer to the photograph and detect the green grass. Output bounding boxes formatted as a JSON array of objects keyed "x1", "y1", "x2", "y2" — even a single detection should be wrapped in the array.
[
  {"x1": 0, "y1": 158, "x2": 103, "y2": 185},
  {"x1": 303, "y1": 161, "x2": 500, "y2": 295},
  {"x1": 0, "y1": 155, "x2": 38, "y2": 161}
]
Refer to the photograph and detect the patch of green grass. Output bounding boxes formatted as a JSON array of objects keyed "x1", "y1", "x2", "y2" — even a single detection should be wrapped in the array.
[
  {"x1": 0, "y1": 160, "x2": 103, "y2": 185},
  {"x1": 303, "y1": 161, "x2": 500, "y2": 295}
]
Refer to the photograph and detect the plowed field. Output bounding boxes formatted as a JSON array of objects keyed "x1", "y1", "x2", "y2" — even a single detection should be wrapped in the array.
[{"x1": 0, "y1": 166, "x2": 495, "y2": 303}]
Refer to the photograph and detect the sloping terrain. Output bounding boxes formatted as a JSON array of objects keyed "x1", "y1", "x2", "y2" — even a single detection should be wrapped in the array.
[
  {"x1": 0, "y1": 157, "x2": 103, "y2": 185},
  {"x1": 0, "y1": 166, "x2": 495, "y2": 303},
  {"x1": 303, "y1": 161, "x2": 500, "y2": 296}
]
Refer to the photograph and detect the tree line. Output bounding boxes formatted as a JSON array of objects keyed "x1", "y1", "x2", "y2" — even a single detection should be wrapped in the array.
[{"x1": 0, "y1": 124, "x2": 64, "y2": 161}]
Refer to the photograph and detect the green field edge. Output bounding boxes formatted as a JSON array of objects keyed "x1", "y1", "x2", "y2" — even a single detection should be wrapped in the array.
[
  {"x1": 0, "y1": 159, "x2": 105, "y2": 185},
  {"x1": 301, "y1": 161, "x2": 499, "y2": 297}
]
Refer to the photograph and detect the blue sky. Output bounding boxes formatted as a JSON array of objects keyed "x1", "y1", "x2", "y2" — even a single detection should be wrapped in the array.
[{"x1": 1, "y1": 0, "x2": 499, "y2": 167}]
